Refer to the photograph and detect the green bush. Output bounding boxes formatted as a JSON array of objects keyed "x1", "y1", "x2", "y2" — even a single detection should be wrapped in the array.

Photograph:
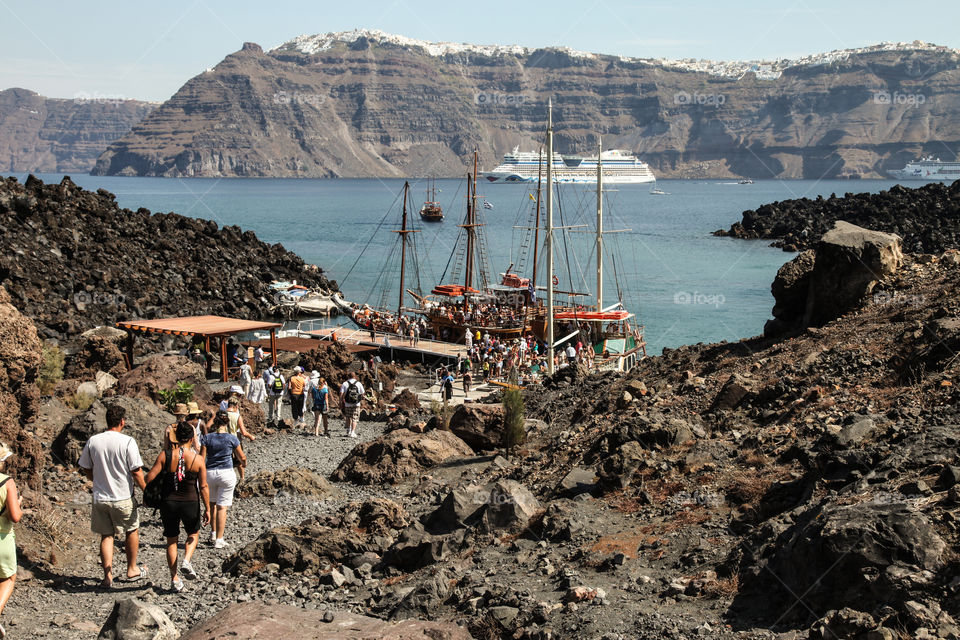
[
  {"x1": 158, "y1": 380, "x2": 195, "y2": 413},
  {"x1": 501, "y1": 372, "x2": 526, "y2": 457},
  {"x1": 65, "y1": 392, "x2": 96, "y2": 411},
  {"x1": 38, "y1": 342, "x2": 65, "y2": 395}
]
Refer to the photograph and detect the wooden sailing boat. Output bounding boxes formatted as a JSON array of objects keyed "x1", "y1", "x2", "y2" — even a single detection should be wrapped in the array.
[{"x1": 419, "y1": 177, "x2": 443, "y2": 222}]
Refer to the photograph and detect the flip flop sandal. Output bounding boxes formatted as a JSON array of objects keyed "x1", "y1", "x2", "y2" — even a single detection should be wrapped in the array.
[{"x1": 126, "y1": 565, "x2": 149, "y2": 582}]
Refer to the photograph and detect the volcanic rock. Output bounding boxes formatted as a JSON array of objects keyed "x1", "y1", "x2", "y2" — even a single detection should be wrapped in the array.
[
  {"x1": 98, "y1": 597, "x2": 178, "y2": 640},
  {"x1": 330, "y1": 428, "x2": 473, "y2": 485},
  {"x1": 448, "y1": 402, "x2": 504, "y2": 452},
  {"x1": 64, "y1": 335, "x2": 127, "y2": 380},
  {"x1": 237, "y1": 467, "x2": 335, "y2": 498},
  {"x1": 112, "y1": 354, "x2": 212, "y2": 408},
  {"x1": 180, "y1": 602, "x2": 472, "y2": 640},
  {"x1": 0, "y1": 286, "x2": 45, "y2": 487}
]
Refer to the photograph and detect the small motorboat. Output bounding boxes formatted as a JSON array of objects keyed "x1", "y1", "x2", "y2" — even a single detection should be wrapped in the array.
[
  {"x1": 738, "y1": 178, "x2": 754, "y2": 184},
  {"x1": 649, "y1": 187, "x2": 669, "y2": 195}
]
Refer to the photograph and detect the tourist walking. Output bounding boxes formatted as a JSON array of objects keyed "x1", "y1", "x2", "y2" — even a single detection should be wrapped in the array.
[
  {"x1": 77, "y1": 405, "x2": 147, "y2": 589},
  {"x1": 239, "y1": 359, "x2": 253, "y2": 396},
  {"x1": 339, "y1": 375, "x2": 365, "y2": 438},
  {"x1": 225, "y1": 398, "x2": 256, "y2": 442},
  {"x1": 288, "y1": 366, "x2": 308, "y2": 426},
  {"x1": 440, "y1": 369, "x2": 455, "y2": 405},
  {"x1": 462, "y1": 369, "x2": 472, "y2": 396},
  {"x1": 200, "y1": 421, "x2": 245, "y2": 549},
  {"x1": 311, "y1": 375, "x2": 331, "y2": 436},
  {"x1": 264, "y1": 365, "x2": 285, "y2": 426},
  {"x1": 247, "y1": 366, "x2": 266, "y2": 410},
  {"x1": 163, "y1": 403, "x2": 201, "y2": 451},
  {"x1": 0, "y1": 443, "x2": 23, "y2": 637},
  {"x1": 144, "y1": 422, "x2": 210, "y2": 593}
]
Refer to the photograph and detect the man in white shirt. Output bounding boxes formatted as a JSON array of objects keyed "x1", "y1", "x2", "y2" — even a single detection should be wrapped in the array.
[
  {"x1": 339, "y1": 376, "x2": 365, "y2": 438},
  {"x1": 77, "y1": 405, "x2": 147, "y2": 589}
]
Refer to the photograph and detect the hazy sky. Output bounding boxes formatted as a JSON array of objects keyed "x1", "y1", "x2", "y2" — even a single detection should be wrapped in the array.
[{"x1": 3, "y1": 0, "x2": 958, "y2": 102}]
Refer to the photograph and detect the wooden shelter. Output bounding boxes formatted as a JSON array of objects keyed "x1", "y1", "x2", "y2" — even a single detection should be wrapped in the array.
[{"x1": 116, "y1": 315, "x2": 281, "y2": 382}]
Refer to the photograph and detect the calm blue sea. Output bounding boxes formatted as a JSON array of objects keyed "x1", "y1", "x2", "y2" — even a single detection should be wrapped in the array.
[{"x1": 8, "y1": 172, "x2": 911, "y2": 355}]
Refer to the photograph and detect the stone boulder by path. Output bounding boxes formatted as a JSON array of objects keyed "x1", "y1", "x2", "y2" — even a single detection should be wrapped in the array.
[
  {"x1": 180, "y1": 602, "x2": 471, "y2": 640},
  {"x1": 225, "y1": 499, "x2": 408, "y2": 576},
  {"x1": 53, "y1": 396, "x2": 175, "y2": 466},
  {"x1": 238, "y1": 466, "x2": 335, "y2": 498},
  {"x1": 331, "y1": 428, "x2": 473, "y2": 485},
  {"x1": 64, "y1": 335, "x2": 127, "y2": 380},
  {"x1": 98, "y1": 597, "x2": 178, "y2": 640},
  {"x1": 0, "y1": 286, "x2": 45, "y2": 487},
  {"x1": 112, "y1": 354, "x2": 212, "y2": 407},
  {"x1": 448, "y1": 402, "x2": 504, "y2": 452},
  {"x1": 765, "y1": 222, "x2": 902, "y2": 336}
]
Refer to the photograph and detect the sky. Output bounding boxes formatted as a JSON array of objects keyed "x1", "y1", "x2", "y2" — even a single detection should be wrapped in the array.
[{"x1": 2, "y1": 0, "x2": 959, "y2": 102}]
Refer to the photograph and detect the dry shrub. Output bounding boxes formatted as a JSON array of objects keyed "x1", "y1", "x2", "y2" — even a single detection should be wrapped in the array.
[
  {"x1": 65, "y1": 392, "x2": 95, "y2": 411},
  {"x1": 670, "y1": 506, "x2": 711, "y2": 526},
  {"x1": 741, "y1": 449, "x2": 770, "y2": 467},
  {"x1": 725, "y1": 468, "x2": 776, "y2": 506},
  {"x1": 605, "y1": 490, "x2": 649, "y2": 514},
  {"x1": 702, "y1": 574, "x2": 740, "y2": 598},
  {"x1": 588, "y1": 533, "x2": 647, "y2": 560}
]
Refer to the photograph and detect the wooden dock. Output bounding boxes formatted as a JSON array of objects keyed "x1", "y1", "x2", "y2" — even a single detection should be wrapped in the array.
[{"x1": 306, "y1": 327, "x2": 468, "y2": 362}]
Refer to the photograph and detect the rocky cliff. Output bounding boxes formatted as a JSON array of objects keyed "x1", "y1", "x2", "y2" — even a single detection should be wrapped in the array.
[
  {"x1": 0, "y1": 88, "x2": 156, "y2": 173},
  {"x1": 91, "y1": 32, "x2": 960, "y2": 179},
  {"x1": 0, "y1": 175, "x2": 335, "y2": 342}
]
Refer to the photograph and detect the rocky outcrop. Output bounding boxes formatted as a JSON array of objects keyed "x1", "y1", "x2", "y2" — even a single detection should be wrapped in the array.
[
  {"x1": 53, "y1": 396, "x2": 176, "y2": 465},
  {"x1": 0, "y1": 88, "x2": 156, "y2": 173},
  {"x1": 717, "y1": 181, "x2": 960, "y2": 252},
  {"x1": 0, "y1": 286, "x2": 44, "y2": 487},
  {"x1": 180, "y1": 602, "x2": 472, "y2": 640},
  {"x1": 330, "y1": 428, "x2": 474, "y2": 485},
  {"x1": 0, "y1": 175, "x2": 335, "y2": 342},
  {"x1": 91, "y1": 34, "x2": 960, "y2": 180},
  {"x1": 112, "y1": 355, "x2": 212, "y2": 408},
  {"x1": 765, "y1": 221, "x2": 902, "y2": 335}
]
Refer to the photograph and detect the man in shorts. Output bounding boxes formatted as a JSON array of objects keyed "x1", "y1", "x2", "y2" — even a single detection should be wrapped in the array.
[
  {"x1": 339, "y1": 375, "x2": 365, "y2": 438},
  {"x1": 78, "y1": 405, "x2": 147, "y2": 589}
]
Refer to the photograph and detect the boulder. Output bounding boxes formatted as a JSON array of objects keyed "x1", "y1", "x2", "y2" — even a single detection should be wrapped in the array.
[
  {"x1": 98, "y1": 597, "x2": 178, "y2": 640},
  {"x1": 95, "y1": 370, "x2": 119, "y2": 394},
  {"x1": 483, "y1": 479, "x2": 542, "y2": 531},
  {"x1": 807, "y1": 608, "x2": 878, "y2": 640},
  {"x1": 390, "y1": 388, "x2": 421, "y2": 412},
  {"x1": 331, "y1": 428, "x2": 473, "y2": 485},
  {"x1": 711, "y1": 373, "x2": 756, "y2": 410},
  {"x1": 448, "y1": 402, "x2": 505, "y2": 452},
  {"x1": 180, "y1": 602, "x2": 472, "y2": 640},
  {"x1": 237, "y1": 467, "x2": 335, "y2": 499},
  {"x1": 536, "y1": 500, "x2": 584, "y2": 542},
  {"x1": 739, "y1": 501, "x2": 946, "y2": 622},
  {"x1": 76, "y1": 381, "x2": 101, "y2": 399},
  {"x1": 805, "y1": 221, "x2": 902, "y2": 327},
  {"x1": 424, "y1": 485, "x2": 488, "y2": 533},
  {"x1": 112, "y1": 354, "x2": 212, "y2": 407},
  {"x1": 0, "y1": 286, "x2": 45, "y2": 487},
  {"x1": 54, "y1": 396, "x2": 175, "y2": 465},
  {"x1": 554, "y1": 466, "x2": 598, "y2": 498},
  {"x1": 384, "y1": 521, "x2": 466, "y2": 571},
  {"x1": 835, "y1": 415, "x2": 877, "y2": 448}
]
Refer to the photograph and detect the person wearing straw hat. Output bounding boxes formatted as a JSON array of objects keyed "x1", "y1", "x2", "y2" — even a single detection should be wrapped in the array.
[
  {"x1": 163, "y1": 403, "x2": 200, "y2": 452},
  {"x1": 78, "y1": 405, "x2": 147, "y2": 590},
  {"x1": 0, "y1": 442, "x2": 23, "y2": 638}
]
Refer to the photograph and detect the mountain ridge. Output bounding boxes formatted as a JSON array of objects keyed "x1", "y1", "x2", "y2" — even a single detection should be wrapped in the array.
[{"x1": 91, "y1": 31, "x2": 960, "y2": 179}]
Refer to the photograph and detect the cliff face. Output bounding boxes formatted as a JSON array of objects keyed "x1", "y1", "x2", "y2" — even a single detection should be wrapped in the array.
[
  {"x1": 0, "y1": 88, "x2": 157, "y2": 173},
  {"x1": 92, "y1": 33, "x2": 960, "y2": 179}
]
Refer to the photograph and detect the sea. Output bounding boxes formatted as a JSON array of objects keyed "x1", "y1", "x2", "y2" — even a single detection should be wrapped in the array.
[{"x1": 7, "y1": 173, "x2": 912, "y2": 355}]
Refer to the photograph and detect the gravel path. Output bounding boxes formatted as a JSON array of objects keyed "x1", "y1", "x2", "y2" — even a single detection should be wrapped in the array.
[{"x1": 11, "y1": 410, "x2": 395, "y2": 638}]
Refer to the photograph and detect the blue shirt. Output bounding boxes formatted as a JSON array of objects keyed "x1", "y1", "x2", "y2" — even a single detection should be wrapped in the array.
[{"x1": 200, "y1": 432, "x2": 241, "y2": 470}]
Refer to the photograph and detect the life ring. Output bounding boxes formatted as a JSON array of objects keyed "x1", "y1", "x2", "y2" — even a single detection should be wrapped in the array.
[{"x1": 552, "y1": 275, "x2": 559, "y2": 286}]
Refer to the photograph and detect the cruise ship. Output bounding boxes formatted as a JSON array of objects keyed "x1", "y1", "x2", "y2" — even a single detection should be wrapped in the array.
[
  {"x1": 887, "y1": 156, "x2": 960, "y2": 181},
  {"x1": 483, "y1": 147, "x2": 656, "y2": 184}
]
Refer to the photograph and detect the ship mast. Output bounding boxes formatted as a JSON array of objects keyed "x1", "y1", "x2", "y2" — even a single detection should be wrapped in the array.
[
  {"x1": 546, "y1": 101, "x2": 555, "y2": 376},
  {"x1": 596, "y1": 139, "x2": 603, "y2": 312},
  {"x1": 464, "y1": 171, "x2": 473, "y2": 314},
  {"x1": 394, "y1": 181, "x2": 418, "y2": 318},
  {"x1": 531, "y1": 148, "x2": 542, "y2": 291}
]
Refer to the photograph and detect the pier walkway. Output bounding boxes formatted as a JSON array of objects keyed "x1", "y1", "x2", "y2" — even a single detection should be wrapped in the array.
[{"x1": 305, "y1": 326, "x2": 469, "y2": 363}]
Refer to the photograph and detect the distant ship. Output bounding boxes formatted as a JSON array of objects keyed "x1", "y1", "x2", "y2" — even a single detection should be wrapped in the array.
[
  {"x1": 887, "y1": 156, "x2": 960, "y2": 181},
  {"x1": 483, "y1": 146, "x2": 656, "y2": 184}
]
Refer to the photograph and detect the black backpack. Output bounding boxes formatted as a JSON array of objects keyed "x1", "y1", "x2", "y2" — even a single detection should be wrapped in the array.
[
  {"x1": 344, "y1": 381, "x2": 362, "y2": 404},
  {"x1": 271, "y1": 375, "x2": 284, "y2": 393}
]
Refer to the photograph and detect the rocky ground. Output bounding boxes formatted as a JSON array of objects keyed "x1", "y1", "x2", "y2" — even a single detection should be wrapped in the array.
[
  {"x1": 715, "y1": 179, "x2": 960, "y2": 252},
  {"x1": 0, "y1": 175, "x2": 335, "y2": 343}
]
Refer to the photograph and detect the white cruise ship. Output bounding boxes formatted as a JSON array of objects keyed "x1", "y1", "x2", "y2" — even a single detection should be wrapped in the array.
[
  {"x1": 887, "y1": 156, "x2": 960, "y2": 181},
  {"x1": 483, "y1": 147, "x2": 656, "y2": 184}
]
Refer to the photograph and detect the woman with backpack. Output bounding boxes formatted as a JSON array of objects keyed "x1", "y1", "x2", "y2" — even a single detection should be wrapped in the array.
[
  {"x1": 263, "y1": 366, "x2": 285, "y2": 426},
  {"x1": 0, "y1": 443, "x2": 23, "y2": 637},
  {"x1": 144, "y1": 422, "x2": 210, "y2": 593},
  {"x1": 311, "y1": 376, "x2": 331, "y2": 437}
]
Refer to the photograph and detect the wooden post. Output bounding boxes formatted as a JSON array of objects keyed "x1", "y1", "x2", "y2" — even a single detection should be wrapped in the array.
[
  {"x1": 269, "y1": 329, "x2": 278, "y2": 366},
  {"x1": 220, "y1": 337, "x2": 228, "y2": 382},
  {"x1": 125, "y1": 330, "x2": 134, "y2": 371},
  {"x1": 204, "y1": 336, "x2": 212, "y2": 377}
]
